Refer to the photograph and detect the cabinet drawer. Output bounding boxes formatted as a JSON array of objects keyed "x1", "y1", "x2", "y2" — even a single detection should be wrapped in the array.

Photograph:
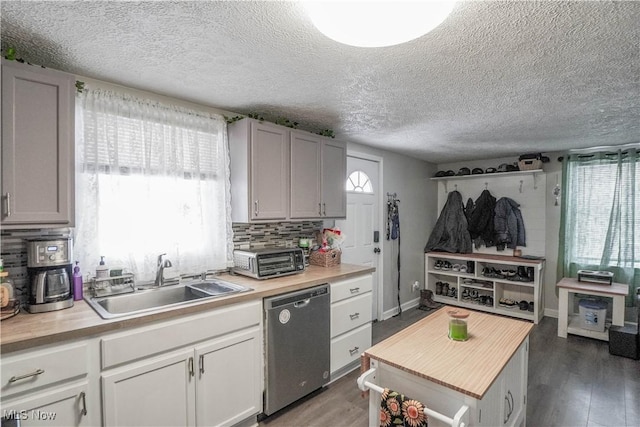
[
  {"x1": 330, "y1": 323, "x2": 371, "y2": 374},
  {"x1": 1, "y1": 342, "x2": 88, "y2": 399},
  {"x1": 101, "y1": 300, "x2": 261, "y2": 369},
  {"x1": 331, "y1": 292, "x2": 372, "y2": 337},
  {"x1": 331, "y1": 275, "x2": 372, "y2": 303}
]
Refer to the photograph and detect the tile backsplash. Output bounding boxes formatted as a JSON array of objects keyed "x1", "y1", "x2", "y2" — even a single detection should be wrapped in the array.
[
  {"x1": 232, "y1": 221, "x2": 323, "y2": 249},
  {"x1": 1, "y1": 222, "x2": 323, "y2": 304}
]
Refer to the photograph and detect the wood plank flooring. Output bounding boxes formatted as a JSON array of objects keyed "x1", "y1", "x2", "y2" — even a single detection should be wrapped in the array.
[{"x1": 260, "y1": 308, "x2": 640, "y2": 427}]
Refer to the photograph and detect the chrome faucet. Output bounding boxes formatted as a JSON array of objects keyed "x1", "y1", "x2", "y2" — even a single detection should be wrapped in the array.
[{"x1": 154, "y1": 253, "x2": 172, "y2": 287}]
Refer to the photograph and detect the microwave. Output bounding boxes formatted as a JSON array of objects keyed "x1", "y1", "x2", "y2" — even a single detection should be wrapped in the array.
[{"x1": 232, "y1": 247, "x2": 305, "y2": 279}]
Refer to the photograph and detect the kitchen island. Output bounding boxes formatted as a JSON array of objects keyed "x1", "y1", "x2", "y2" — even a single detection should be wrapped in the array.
[{"x1": 360, "y1": 307, "x2": 533, "y2": 427}]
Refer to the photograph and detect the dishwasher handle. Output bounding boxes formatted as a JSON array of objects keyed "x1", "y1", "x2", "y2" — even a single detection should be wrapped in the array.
[{"x1": 294, "y1": 298, "x2": 310, "y2": 308}]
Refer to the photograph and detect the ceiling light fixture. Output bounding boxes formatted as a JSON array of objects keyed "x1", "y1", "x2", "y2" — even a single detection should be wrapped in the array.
[{"x1": 303, "y1": 1, "x2": 456, "y2": 48}]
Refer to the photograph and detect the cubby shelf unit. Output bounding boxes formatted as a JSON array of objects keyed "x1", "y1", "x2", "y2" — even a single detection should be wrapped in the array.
[{"x1": 425, "y1": 251, "x2": 545, "y2": 324}]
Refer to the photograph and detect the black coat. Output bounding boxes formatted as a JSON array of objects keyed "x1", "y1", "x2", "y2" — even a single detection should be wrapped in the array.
[
  {"x1": 494, "y1": 197, "x2": 526, "y2": 250},
  {"x1": 467, "y1": 190, "x2": 496, "y2": 248},
  {"x1": 424, "y1": 191, "x2": 473, "y2": 253}
]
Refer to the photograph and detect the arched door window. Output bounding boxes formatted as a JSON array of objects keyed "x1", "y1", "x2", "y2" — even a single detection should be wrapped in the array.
[{"x1": 346, "y1": 170, "x2": 373, "y2": 193}]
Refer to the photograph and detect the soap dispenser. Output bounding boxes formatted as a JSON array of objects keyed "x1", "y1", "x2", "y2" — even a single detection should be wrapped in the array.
[
  {"x1": 96, "y1": 256, "x2": 109, "y2": 279},
  {"x1": 73, "y1": 261, "x2": 84, "y2": 301}
]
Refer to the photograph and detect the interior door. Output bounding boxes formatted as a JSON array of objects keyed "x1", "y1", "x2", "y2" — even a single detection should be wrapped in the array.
[{"x1": 335, "y1": 155, "x2": 381, "y2": 321}]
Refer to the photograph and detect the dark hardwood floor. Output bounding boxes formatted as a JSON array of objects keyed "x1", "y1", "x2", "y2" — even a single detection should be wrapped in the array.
[{"x1": 260, "y1": 308, "x2": 640, "y2": 427}]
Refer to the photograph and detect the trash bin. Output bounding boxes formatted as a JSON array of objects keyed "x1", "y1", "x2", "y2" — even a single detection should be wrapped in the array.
[{"x1": 578, "y1": 299, "x2": 607, "y2": 332}]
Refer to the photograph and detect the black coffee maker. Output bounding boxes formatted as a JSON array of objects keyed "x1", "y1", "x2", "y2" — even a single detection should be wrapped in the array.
[{"x1": 26, "y1": 238, "x2": 74, "y2": 313}]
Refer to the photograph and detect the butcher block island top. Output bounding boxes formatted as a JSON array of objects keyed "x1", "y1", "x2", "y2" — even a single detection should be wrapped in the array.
[
  {"x1": 1, "y1": 263, "x2": 374, "y2": 353},
  {"x1": 363, "y1": 307, "x2": 533, "y2": 400}
]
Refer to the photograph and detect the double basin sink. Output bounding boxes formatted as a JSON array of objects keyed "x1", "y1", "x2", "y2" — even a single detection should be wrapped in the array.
[{"x1": 85, "y1": 279, "x2": 252, "y2": 319}]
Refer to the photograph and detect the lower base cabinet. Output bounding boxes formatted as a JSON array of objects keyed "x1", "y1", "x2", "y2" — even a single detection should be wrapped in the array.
[
  {"x1": 100, "y1": 301, "x2": 263, "y2": 427},
  {"x1": 2, "y1": 382, "x2": 91, "y2": 427},
  {"x1": 102, "y1": 328, "x2": 261, "y2": 427}
]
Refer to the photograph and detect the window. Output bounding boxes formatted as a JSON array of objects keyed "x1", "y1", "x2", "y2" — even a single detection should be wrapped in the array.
[
  {"x1": 75, "y1": 87, "x2": 232, "y2": 281},
  {"x1": 559, "y1": 146, "x2": 639, "y2": 304},
  {"x1": 346, "y1": 170, "x2": 373, "y2": 193}
]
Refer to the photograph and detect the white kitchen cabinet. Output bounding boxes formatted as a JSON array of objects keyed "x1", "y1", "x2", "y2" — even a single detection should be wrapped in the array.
[
  {"x1": 425, "y1": 252, "x2": 545, "y2": 323},
  {"x1": 228, "y1": 118, "x2": 346, "y2": 222},
  {"x1": 329, "y1": 274, "x2": 373, "y2": 381},
  {"x1": 1, "y1": 60, "x2": 75, "y2": 228},
  {"x1": 0, "y1": 341, "x2": 97, "y2": 427},
  {"x1": 102, "y1": 349, "x2": 195, "y2": 427},
  {"x1": 290, "y1": 131, "x2": 346, "y2": 219},
  {"x1": 365, "y1": 339, "x2": 529, "y2": 427},
  {"x1": 228, "y1": 119, "x2": 289, "y2": 222},
  {"x1": 195, "y1": 329, "x2": 262, "y2": 427},
  {"x1": 100, "y1": 300, "x2": 263, "y2": 427},
  {"x1": 1, "y1": 382, "x2": 91, "y2": 427}
]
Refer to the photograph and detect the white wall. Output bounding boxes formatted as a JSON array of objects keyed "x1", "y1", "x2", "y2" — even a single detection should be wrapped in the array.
[
  {"x1": 346, "y1": 142, "x2": 437, "y2": 317},
  {"x1": 439, "y1": 153, "x2": 566, "y2": 315}
]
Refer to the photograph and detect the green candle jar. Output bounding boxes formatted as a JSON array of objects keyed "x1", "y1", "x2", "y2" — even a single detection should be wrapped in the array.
[{"x1": 448, "y1": 309, "x2": 470, "y2": 341}]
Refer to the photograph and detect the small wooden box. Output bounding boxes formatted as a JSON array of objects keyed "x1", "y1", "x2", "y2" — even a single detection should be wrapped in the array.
[{"x1": 309, "y1": 249, "x2": 341, "y2": 267}]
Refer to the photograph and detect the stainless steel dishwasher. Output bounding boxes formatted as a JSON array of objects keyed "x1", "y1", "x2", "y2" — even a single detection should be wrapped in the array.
[{"x1": 263, "y1": 284, "x2": 330, "y2": 416}]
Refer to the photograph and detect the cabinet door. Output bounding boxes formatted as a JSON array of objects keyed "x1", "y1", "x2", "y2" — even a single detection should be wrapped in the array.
[
  {"x1": 195, "y1": 328, "x2": 262, "y2": 427},
  {"x1": 2, "y1": 382, "x2": 91, "y2": 427},
  {"x1": 320, "y1": 139, "x2": 346, "y2": 218},
  {"x1": 102, "y1": 349, "x2": 195, "y2": 427},
  {"x1": 250, "y1": 122, "x2": 289, "y2": 220},
  {"x1": 502, "y1": 341, "x2": 526, "y2": 427},
  {"x1": 1, "y1": 61, "x2": 74, "y2": 227},
  {"x1": 290, "y1": 131, "x2": 322, "y2": 218}
]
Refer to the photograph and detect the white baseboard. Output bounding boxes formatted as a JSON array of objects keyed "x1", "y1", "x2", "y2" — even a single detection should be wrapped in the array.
[
  {"x1": 544, "y1": 308, "x2": 558, "y2": 318},
  {"x1": 382, "y1": 297, "x2": 420, "y2": 320}
]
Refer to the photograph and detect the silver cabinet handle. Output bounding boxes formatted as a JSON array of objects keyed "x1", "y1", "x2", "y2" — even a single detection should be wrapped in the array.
[
  {"x1": 4, "y1": 193, "x2": 10, "y2": 217},
  {"x1": 79, "y1": 391, "x2": 88, "y2": 416},
  {"x1": 188, "y1": 357, "x2": 195, "y2": 378},
  {"x1": 349, "y1": 347, "x2": 360, "y2": 356},
  {"x1": 349, "y1": 287, "x2": 360, "y2": 294},
  {"x1": 318, "y1": 203, "x2": 322, "y2": 215},
  {"x1": 322, "y1": 202, "x2": 326, "y2": 216},
  {"x1": 9, "y1": 368, "x2": 44, "y2": 383},
  {"x1": 199, "y1": 354, "x2": 205, "y2": 375},
  {"x1": 349, "y1": 312, "x2": 360, "y2": 320},
  {"x1": 254, "y1": 200, "x2": 259, "y2": 216}
]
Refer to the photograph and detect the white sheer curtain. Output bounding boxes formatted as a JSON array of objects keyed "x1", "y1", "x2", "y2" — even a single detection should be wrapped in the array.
[{"x1": 75, "y1": 87, "x2": 233, "y2": 282}]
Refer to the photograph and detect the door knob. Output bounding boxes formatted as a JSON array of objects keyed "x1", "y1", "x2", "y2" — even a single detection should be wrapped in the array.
[{"x1": 374, "y1": 247, "x2": 381, "y2": 254}]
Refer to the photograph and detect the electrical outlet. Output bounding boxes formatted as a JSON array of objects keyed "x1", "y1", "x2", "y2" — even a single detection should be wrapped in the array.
[{"x1": 411, "y1": 281, "x2": 420, "y2": 291}]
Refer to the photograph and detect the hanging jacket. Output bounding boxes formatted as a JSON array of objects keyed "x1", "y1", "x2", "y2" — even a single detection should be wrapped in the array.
[
  {"x1": 424, "y1": 191, "x2": 472, "y2": 253},
  {"x1": 494, "y1": 197, "x2": 526, "y2": 250},
  {"x1": 467, "y1": 189, "x2": 496, "y2": 248}
]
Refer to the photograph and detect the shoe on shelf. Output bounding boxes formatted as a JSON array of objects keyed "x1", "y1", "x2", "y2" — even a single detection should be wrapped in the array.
[
  {"x1": 499, "y1": 298, "x2": 517, "y2": 308},
  {"x1": 434, "y1": 260, "x2": 442, "y2": 270},
  {"x1": 436, "y1": 282, "x2": 443, "y2": 295},
  {"x1": 528, "y1": 301, "x2": 534, "y2": 312},
  {"x1": 519, "y1": 300, "x2": 529, "y2": 311}
]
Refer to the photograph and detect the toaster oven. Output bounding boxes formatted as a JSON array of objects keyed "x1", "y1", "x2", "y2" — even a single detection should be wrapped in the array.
[{"x1": 232, "y1": 247, "x2": 305, "y2": 279}]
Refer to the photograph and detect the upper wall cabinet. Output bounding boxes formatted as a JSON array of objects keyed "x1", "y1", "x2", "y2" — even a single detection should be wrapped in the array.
[
  {"x1": 1, "y1": 60, "x2": 75, "y2": 229},
  {"x1": 290, "y1": 131, "x2": 346, "y2": 219},
  {"x1": 229, "y1": 118, "x2": 346, "y2": 222},
  {"x1": 229, "y1": 119, "x2": 290, "y2": 222}
]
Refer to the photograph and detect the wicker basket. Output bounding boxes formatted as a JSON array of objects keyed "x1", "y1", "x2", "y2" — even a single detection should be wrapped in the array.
[
  {"x1": 309, "y1": 249, "x2": 341, "y2": 267},
  {"x1": 518, "y1": 159, "x2": 542, "y2": 171}
]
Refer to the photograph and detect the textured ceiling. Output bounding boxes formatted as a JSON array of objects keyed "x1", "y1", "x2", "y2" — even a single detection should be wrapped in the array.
[{"x1": 1, "y1": 1, "x2": 639, "y2": 163}]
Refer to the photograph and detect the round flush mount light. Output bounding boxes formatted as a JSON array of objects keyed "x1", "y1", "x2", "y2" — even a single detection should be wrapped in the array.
[{"x1": 303, "y1": 1, "x2": 456, "y2": 48}]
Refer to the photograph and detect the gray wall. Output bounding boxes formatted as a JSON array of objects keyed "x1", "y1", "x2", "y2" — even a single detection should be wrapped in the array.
[{"x1": 345, "y1": 142, "x2": 438, "y2": 317}]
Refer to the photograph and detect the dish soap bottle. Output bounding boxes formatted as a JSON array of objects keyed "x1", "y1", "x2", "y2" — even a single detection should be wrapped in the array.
[
  {"x1": 73, "y1": 261, "x2": 84, "y2": 301},
  {"x1": 96, "y1": 256, "x2": 109, "y2": 279}
]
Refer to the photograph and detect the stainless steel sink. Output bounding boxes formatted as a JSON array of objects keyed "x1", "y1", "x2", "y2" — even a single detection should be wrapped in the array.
[{"x1": 85, "y1": 279, "x2": 252, "y2": 319}]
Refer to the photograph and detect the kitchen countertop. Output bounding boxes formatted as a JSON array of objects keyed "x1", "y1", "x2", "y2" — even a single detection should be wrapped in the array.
[
  {"x1": 363, "y1": 306, "x2": 533, "y2": 399},
  {"x1": 0, "y1": 264, "x2": 374, "y2": 354}
]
